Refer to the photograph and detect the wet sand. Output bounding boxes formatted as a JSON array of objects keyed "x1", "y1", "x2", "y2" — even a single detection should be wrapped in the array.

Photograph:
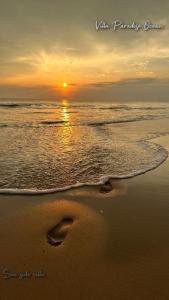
[{"x1": 0, "y1": 135, "x2": 169, "y2": 300}]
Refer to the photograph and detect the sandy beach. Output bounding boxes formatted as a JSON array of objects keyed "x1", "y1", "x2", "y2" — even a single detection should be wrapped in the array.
[
  {"x1": 1, "y1": 0, "x2": 169, "y2": 298},
  {"x1": 0, "y1": 135, "x2": 168, "y2": 300}
]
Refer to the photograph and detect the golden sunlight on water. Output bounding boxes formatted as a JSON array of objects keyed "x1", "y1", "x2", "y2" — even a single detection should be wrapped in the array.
[
  {"x1": 62, "y1": 99, "x2": 69, "y2": 106},
  {"x1": 62, "y1": 99, "x2": 71, "y2": 124},
  {"x1": 60, "y1": 100, "x2": 73, "y2": 148},
  {"x1": 63, "y1": 107, "x2": 70, "y2": 123}
]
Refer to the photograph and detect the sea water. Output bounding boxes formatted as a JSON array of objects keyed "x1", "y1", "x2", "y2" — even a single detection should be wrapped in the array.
[{"x1": 0, "y1": 100, "x2": 168, "y2": 194}]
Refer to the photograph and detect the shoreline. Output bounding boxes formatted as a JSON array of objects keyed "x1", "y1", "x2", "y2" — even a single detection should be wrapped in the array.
[{"x1": 0, "y1": 135, "x2": 168, "y2": 196}]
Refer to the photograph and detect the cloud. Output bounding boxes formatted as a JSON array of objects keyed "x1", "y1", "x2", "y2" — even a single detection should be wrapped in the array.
[
  {"x1": 84, "y1": 77, "x2": 169, "y2": 88},
  {"x1": 0, "y1": 84, "x2": 57, "y2": 99},
  {"x1": 1, "y1": 77, "x2": 169, "y2": 102},
  {"x1": 0, "y1": 0, "x2": 169, "y2": 101}
]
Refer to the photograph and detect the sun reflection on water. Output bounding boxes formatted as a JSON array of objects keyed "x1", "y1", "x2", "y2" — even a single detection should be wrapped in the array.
[
  {"x1": 63, "y1": 106, "x2": 70, "y2": 123},
  {"x1": 61, "y1": 100, "x2": 73, "y2": 148}
]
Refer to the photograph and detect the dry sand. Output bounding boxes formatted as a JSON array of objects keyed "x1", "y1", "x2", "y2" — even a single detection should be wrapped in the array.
[{"x1": 0, "y1": 136, "x2": 169, "y2": 300}]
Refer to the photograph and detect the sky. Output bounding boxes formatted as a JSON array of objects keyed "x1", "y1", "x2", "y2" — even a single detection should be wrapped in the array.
[{"x1": 0, "y1": 0, "x2": 169, "y2": 102}]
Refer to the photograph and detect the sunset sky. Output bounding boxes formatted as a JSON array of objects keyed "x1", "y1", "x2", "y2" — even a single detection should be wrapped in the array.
[{"x1": 0, "y1": 0, "x2": 169, "y2": 101}]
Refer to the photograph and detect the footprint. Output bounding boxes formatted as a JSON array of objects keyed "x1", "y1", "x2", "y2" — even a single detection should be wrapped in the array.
[
  {"x1": 99, "y1": 179, "x2": 114, "y2": 193},
  {"x1": 47, "y1": 217, "x2": 74, "y2": 246}
]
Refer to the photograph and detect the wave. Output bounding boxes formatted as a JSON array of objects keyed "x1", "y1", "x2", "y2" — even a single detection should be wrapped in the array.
[
  {"x1": 102, "y1": 106, "x2": 167, "y2": 110},
  {"x1": 0, "y1": 121, "x2": 68, "y2": 128},
  {"x1": 0, "y1": 124, "x2": 8, "y2": 128},
  {"x1": 0, "y1": 141, "x2": 167, "y2": 195},
  {"x1": 0, "y1": 102, "x2": 55, "y2": 109},
  {"x1": 41, "y1": 120, "x2": 68, "y2": 125},
  {"x1": 86, "y1": 117, "x2": 143, "y2": 126},
  {"x1": 0, "y1": 103, "x2": 32, "y2": 108},
  {"x1": 84, "y1": 115, "x2": 169, "y2": 126},
  {"x1": 0, "y1": 115, "x2": 168, "y2": 129}
]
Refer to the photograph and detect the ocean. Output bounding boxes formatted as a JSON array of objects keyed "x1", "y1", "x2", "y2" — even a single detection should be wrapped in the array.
[{"x1": 0, "y1": 100, "x2": 168, "y2": 194}]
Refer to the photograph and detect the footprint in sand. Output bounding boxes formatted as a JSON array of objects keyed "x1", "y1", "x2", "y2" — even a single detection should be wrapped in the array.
[
  {"x1": 47, "y1": 217, "x2": 74, "y2": 246},
  {"x1": 99, "y1": 180, "x2": 113, "y2": 193}
]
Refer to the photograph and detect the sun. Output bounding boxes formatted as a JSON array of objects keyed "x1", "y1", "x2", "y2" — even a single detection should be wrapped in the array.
[{"x1": 62, "y1": 82, "x2": 68, "y2": 88}]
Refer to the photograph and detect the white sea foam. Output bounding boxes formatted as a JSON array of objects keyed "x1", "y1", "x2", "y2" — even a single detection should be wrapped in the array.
[{"x1": 0, "y1": 153, "x2": 167, "y2": 195}]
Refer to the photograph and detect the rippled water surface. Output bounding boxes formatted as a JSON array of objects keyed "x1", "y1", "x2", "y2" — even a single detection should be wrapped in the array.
[{"x1": 0, "y1": 100, "x2": 168, "y2": 193}]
